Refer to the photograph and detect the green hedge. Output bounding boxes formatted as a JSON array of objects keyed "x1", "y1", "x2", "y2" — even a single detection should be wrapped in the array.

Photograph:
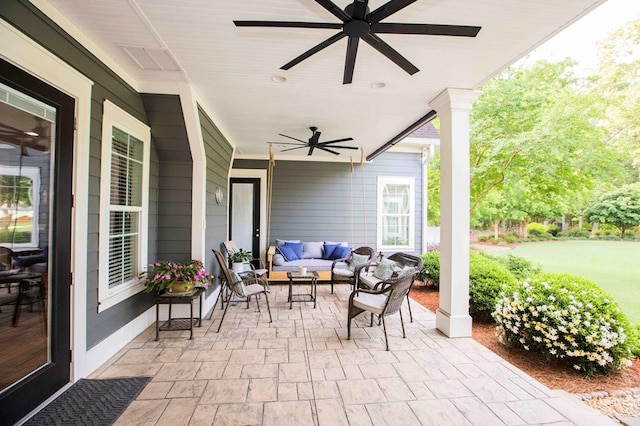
[
  {"x1": 420, "y1": 251, "x2": 518, "y2": 322},
  {"x1": 418, "y1": 251, "x2": 440, "y2": 285},
  {"x1": 469, "y1": 252, "x2": 517, "y2": 321},
  {"x1": 493, "y1": 273, "x2": 637, "y2": 377},
  {"x1": 482, "y1": 253, "x2": 542, "y2": 281},
  {"x1": 527, "y1": 223, "x2": 547, "y2": 236}
]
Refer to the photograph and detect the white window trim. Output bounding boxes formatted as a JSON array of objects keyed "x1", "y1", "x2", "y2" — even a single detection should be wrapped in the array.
[
  {"x1": 98, "y1": 100, "x2": 150, "y2": 312},
  {"x1": 0, "y1": 165, "x2": 40, "y2": 248},
  {"x1": 377, "y1": 176, "x2": 415, "y2": 252}
]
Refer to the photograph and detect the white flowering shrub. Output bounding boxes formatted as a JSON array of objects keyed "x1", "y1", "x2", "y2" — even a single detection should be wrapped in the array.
[{"x1": 493, "y1": 273, "x2": 636, "y2": 377}]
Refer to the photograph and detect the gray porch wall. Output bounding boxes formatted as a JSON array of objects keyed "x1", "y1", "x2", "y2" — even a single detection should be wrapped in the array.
[
  {"x1": 234, "y1": 151, "x2": 423, "y2": 256},
  {"x1": 141, "y1": 94, "x2": 192, "y2": 262},
  {"x1": 199, "y1": 105, "x2": 233, "y2": 288},
  {"x1": 1, "y1": 1, "x2": 157, "y2": 349}
]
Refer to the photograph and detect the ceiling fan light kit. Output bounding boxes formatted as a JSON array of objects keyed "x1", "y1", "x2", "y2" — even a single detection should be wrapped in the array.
[{"x1": 234, "y1": 0, "x2": 481, "y2": 84}]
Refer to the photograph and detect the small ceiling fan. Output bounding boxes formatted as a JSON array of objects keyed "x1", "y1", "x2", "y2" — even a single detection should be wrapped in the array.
[
  {"x1": 0, "y1": 119, "x2": 52, "y2": 155},
  {"x1": 273, "y1": 126, "x2": 358, "y2": 156},
  {"x1": 234, "y1": 0, "x2": 481, "y2": 84}
]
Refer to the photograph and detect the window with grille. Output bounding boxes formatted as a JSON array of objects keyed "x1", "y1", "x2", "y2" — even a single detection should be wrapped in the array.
[
  {"x1": 377, "y1": 176, "x2": 415, "y2": 251},
  {"x1": 98, "y1": 101, "x2": 149, "y2": 311}
]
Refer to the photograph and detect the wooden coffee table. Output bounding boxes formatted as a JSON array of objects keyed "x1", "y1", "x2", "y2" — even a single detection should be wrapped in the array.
[{"x1": 286, "y1": 271, "x2": 318, "y2": 309}]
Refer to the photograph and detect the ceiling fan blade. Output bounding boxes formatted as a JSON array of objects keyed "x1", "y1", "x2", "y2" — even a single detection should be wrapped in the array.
[
  {"x1": 308, "y1": 146, "x2": 315, "y2": 156},
  {"x1": 281, "y1": 32, "x2": 346, "y2": 70},
  {"x1": 278, "y1": 133, "x2": 307, "y2": 143},
  {"x1": 270, "y1": 142, "x2": 307, "y2": 146},
  {"x1": 352, "y1": 0, "x2": 369, "y2": 20},
  {"x1": 363, "y1": 33, "x2": 419, "y2": 75},
  {"x1": 0, "y1": 122, "x2": 25, "y2": 133},
  {"x1": 343, "y1": 37, "x2": 360, "y2": 84},
  {"x1": 367, "y1": 0, "x2": 416, "y2": 24},
  {"x1": 234, "y1": 21, "x2": 342, "y2": 30},
  {"x1": 326, "y1": 145, "x2": 359, "y2": 150},
  {"x1": 318, "y1": 137, "x2": 354, "y2": 145},
  {"x1": 317, "y1": 146, "x2": 341, "y2": 155},
  {"x1": 372, "y1": 22, "x2": 481, "y2": 37},
  {"x1": 281, "y1": 146, "x2": 308, "y2": 152},
  {"x1": 315, "y1": 0, "x2": 350, "y2": 22}
]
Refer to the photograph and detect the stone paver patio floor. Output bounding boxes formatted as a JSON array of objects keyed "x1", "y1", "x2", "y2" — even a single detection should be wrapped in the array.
[{"x1": 90, "y1": 283, "x2": 614, "y2": 425}]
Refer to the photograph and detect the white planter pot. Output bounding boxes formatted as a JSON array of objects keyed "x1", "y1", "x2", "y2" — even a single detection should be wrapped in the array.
[{"x1": 232, "y1": 262, "x2": 244, "y2": 273}]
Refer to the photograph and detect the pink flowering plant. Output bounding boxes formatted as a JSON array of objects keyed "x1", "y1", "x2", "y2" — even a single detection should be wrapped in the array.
[{"x1": 140, "y1": 259, "x2": 214, "y2": 293}]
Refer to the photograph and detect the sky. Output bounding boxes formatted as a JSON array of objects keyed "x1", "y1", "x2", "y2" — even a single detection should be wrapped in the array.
[{"x1": 523, "y1": 0, "x2": 640, "y2": 71}]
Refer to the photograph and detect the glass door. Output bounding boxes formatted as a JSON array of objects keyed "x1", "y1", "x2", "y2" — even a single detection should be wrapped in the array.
[{"x1": 0, "y1": 59, "x2": 73, "y2": 425}]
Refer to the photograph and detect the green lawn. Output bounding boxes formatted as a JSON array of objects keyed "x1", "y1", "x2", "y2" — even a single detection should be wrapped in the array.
[{"x1": 490, "y1": 240, "x2": 640, "y2": 324}]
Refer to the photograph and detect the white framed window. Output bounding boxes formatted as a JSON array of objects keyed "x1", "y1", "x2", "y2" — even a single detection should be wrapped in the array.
[
  {"x1": 98, "y1": 100, "x2": 150, "y2": 311},
  {"x1": 377, "y1": 176, "x2": 415, "y2": 251},
  {"x1": 0, "y1": 166, "x2": 40, "y2": 248}
]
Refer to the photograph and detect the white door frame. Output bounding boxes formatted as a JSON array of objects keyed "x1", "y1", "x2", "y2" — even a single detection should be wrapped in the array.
[{"x1": 229, "y1": 169, "x2": 267, "y2": 262}]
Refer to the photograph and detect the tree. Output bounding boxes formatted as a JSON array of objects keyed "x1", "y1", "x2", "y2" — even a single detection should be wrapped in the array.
[
  {"x1": 469, "y1": 59, "x2": 626, "y2": 228},
  {"x1": 583, "y1": 185, "x2": 640, "y2": 238},
  {"x1": 596, "y1": 17, "x2": 640, "y2": 170}
]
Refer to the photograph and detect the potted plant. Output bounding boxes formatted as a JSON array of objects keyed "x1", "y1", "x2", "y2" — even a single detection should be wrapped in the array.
[
  {"x1": 229, "y1": 249, "x2": 253, "y2": 273},
  {"x1": 138, "y1": 259, "x2": 214, "y2": 294}
]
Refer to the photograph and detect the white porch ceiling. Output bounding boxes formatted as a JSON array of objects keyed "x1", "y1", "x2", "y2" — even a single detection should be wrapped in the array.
[{"x1": 44, "y1": 0, "x2": 605, "y2": 162}]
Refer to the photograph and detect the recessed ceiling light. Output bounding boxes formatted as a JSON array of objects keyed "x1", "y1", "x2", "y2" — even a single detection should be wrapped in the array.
[
  {"x1": 371, "y1": 82, "x2": 386, "y2": 89},
  {"x1": 271, "y1": 75, "x2": 286, "y2": 83},
  {"x1": 24, "y1": 131, "x2": 39, "y2": 136}
]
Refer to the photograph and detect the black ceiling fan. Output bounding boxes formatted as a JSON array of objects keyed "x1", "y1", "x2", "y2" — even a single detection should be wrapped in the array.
[
  {"x1": 0, "y1": 119, "x2": 52, "y2": 155},
  {"x1": 274, "y1": 126, "x2": 358, "y2": 155},
  {"x1": 234, "y1": 0, "x2": 481, "y2": 84}
]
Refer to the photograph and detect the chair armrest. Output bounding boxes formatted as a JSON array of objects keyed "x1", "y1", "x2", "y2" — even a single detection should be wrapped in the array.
[
  {"x1": 331, "y1": 256, "x2": 350, "y2": 269},
  {"x1": 267, "y1": 246, "x2": 276, "y2": 276}
]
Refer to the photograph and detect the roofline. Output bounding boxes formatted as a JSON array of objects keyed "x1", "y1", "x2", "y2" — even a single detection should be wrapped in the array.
[{"x1": 366, "y1": 109, "x2": 437, "y2": 161}]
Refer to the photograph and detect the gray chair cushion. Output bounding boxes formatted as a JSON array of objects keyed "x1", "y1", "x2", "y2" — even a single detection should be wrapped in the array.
[
  {"x1": 332, "y1": 268, "x2": 354, "y2": 277},
  {"x1": 352, "y1": 292, "x2": 386, "y2": 315}
]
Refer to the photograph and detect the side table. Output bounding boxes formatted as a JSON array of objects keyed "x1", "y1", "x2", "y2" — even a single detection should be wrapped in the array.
[
  {"x1": 155, "y1": 287, "x2": 204, "y2": 340},
  {"x1": 286, "y1": 271, "x2": 318, "y2": 309}
]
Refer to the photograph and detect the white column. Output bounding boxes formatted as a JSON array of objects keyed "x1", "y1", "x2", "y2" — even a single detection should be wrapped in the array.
[{"x1": 429, "y1": 88, "x2": 479, "y2": 338}]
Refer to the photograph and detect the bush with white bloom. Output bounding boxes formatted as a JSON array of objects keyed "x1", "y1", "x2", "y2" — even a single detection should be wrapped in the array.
[{"x1": 493, "y1": 273, "x2": 636, "y2": 377}]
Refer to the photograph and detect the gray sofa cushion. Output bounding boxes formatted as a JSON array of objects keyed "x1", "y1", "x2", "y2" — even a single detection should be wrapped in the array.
[
  {"x1": 302, "y1": 241, "x2": 324, "y2": 259},
  {"x1": 272, "y1": 258, "x2": 346, "y2": 272}
]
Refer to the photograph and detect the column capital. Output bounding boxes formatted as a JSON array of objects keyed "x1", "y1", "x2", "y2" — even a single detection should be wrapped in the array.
[{"x1": 429, "y1": 88, "x2": 480, "y2": 115}]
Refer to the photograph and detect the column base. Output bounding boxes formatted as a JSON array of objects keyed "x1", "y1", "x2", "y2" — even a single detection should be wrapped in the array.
[{"x1": 436, "y1": 308, "x2": 472, "y2": 338}]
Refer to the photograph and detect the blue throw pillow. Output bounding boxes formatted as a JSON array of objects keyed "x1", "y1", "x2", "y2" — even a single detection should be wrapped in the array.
[
  {"x1": 333, "y1": 246, "x2": 352, "y2": 260},
  {"x1": 277, "y1": 245, "x2": 297, "y2": 261},
  {"x1": 284, "y1": 242, "x2": 303, "y2": 260},
  {"x1": 323, "y1": 243, "x2": 341, "y2": 260}
]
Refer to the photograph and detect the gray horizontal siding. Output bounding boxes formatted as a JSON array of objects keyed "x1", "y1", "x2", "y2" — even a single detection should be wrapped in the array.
[
  {"x1": 199, "y1": 104, "x2": 233, "y2": 289},
  {"x1": 1, "y1": 1, "x2": 162, "y2": 349},
  {"x1": 234, "y1": 151, "x2": 423, "y2": 256},
  {"x1": 142, "y1": 94, "x2": 193, "y2": 263}
]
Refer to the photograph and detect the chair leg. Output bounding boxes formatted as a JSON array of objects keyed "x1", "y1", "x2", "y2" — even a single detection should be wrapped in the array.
[
  {"x1": 381, "y1": 315, "x2": 389, "y2": 351},
  {"x1": 406, "y1": 294, "x2": 413, "y2": 323},
  {"x1": 264, "y1": 290, "x2": 273, "y2": 323},
  {"x1": 207, "y1": 286, "x2": 224, "y2": 320},
  {"x1": 255, "y1": 294, "x2": 261, "y2": 312},
  {"x1": 399, "y1": 308, "x2": 406, "y2": 338},
  {"x1": 216, "y1": 292, "x2": 233, "y2": 333}
]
